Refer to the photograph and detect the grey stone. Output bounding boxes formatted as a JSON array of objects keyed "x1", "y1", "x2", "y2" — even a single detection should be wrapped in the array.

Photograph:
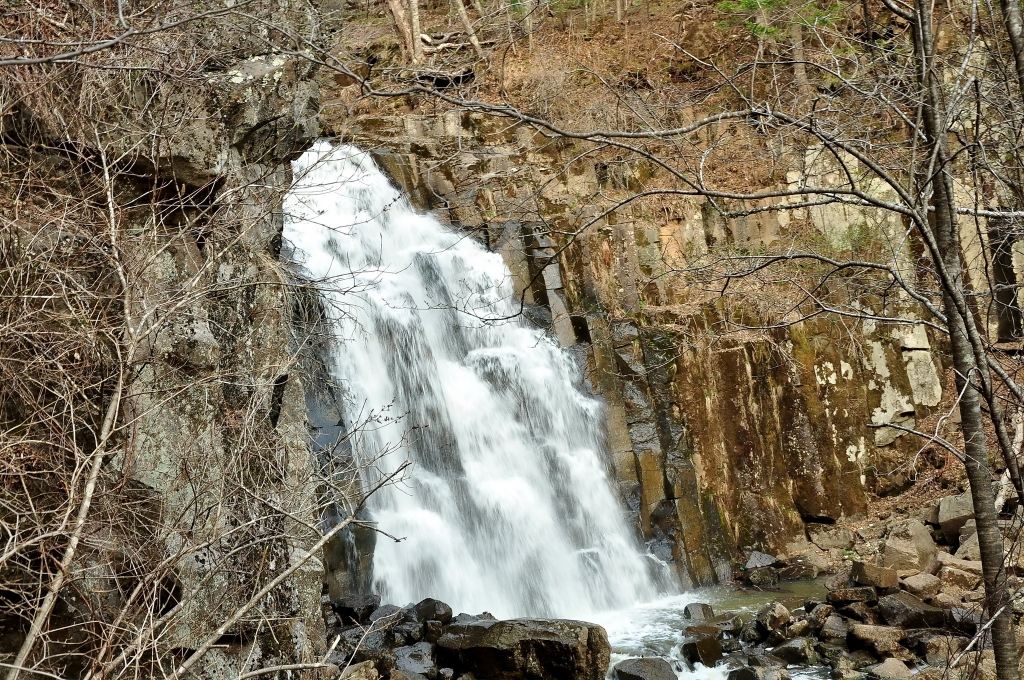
[
  {"x1": 613, "y1": 657, "x2": 677, "y2": 680},
  {"x1": 435, "y1": 617, "x2": 610, "y2": 680},
  {"x1": 852, "y1": 562, "x2": 898, "y2": 588},
  {"x1": 820, "y1": 614, "x2": 848, "y2": 642},
  {"x1": 807, "y1": 604, "x2": 835, "y2": 629},
  {"x1": 340, "y1": 661, "x2": 379, "y2": 680},
  {"x1": 756, "y1": 602, "x2": 791, "y2": 631},
  {"x1": 770, "y1": 637, "x2": 817, "y2": 664},
  {"x1": 684, "y1": 603, "x2": 715, "y2": 620},
  {"x1": 369, "y1": 604, "x2": 403, "y2": 624},
  {"x1": 333, "y1": 594, "x2": 383, "y2": 625},
  {"x1": 395, "y1": 622, "x2": 425, "y2": 642},
  {"x1": 709, "y1": 613, "x2": 743, "y2": 635},
  {"x1": 746, "y1": 551, "x2": 783, "y2": 569},
  {"x1": 849, "y1": 625, "x2": 907, "y2": 657},
  {"x1": 838, "y1": 602, "x2": 882, "y2": 624},
  {"x1": 808, "y1": 525, "x2": 856, "y2": 550},
  {"x1": 938, "y1": 493, "x2": 974, "y2": 544},
  {"x1": 900, "y1": 573, "x2": 940, "y2": 599},
  {"x1": 425, "y1": 620, "x2": 444, "y2": 643},
  {"x1": 876, "y1": 592, "x2": 944, "y2": 629},
  {"x1": 413, "y1": 598, "x2": 454, "y2": 625},
  {"x1": 394, "y1": 642, "x2": 437, "y2": 677}
]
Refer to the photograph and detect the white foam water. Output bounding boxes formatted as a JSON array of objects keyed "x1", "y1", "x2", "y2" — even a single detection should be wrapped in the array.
[{"x1": 283, "y1": 141, "x2": 669, "y2": 622}]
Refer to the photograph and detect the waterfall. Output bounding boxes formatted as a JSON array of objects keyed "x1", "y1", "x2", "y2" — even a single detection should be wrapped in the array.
[{"x1": 284, "y1": 141, "x2": 667, "y2": 620}]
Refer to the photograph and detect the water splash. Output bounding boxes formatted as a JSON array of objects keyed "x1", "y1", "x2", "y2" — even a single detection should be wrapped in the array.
[{"x1": 284, "y1": 141, "x2": 670, "y2": 620}]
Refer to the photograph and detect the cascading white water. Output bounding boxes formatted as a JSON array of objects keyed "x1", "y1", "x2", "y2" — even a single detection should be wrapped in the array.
[{"x1": 284, "y1": 141, "x2": 668, "y2": 620}]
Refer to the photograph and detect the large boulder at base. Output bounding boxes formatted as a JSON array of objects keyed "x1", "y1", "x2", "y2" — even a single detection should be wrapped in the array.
[
  {"x1": 876, "y1": 592, "x2": 945, "y2": 628},
  {"x1": 681, "y1": 636, "x2": 723, "y2": 667},
  {"x1": 880, "y1": 520, "x2": 938, "y2": 572},
  {"x1": 413, "y1": 598, "x2": 455, "y2": 625},
  {"x1": 333, "y1": 594, "x2": 383, "y2": 625},
  {"x1": 435, "y1": 618, "x2": 610, "y2": 680},
  {"x1": 613, "y1": 657, "x2": 677, "y2": 680},
  {"x1": 938, "y1": 493, "x2": 974, "y2": 544},
  {"x1": 852, "y1": 562, "x2": 898, "y2": 589},
  {"x1": 394, "y1": 642, "x2": 438, "y2": 677},
  {"x1": 684, "y1": 603, "x2": 715, "y2": 620}
]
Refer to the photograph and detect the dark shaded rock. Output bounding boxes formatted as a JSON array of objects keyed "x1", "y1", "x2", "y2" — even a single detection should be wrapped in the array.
[
  {"x1": 947, "y1": 607, "x2": 981, "y2": 636},
  {"x1": 369, "y1": 604, "x2": 403, "y2": 625},
  {"x1": 680, "y1": 637, "x2": 723, "y2": 667},
  {"x1": 825, "y1": 570, "x2": 852, "y2": 591},
  {"x1": 685, "y1": 625, "x2": 724, "y2": 639},
  {"x1": 748, "y1": 654, "x2": 786, "y2": 668},
  {"x1": 740, "y1": 621, "x2": 766, "y2": 644},
  {"x1": 334, "y1": 627, "x2": 402, "y2": 674},
  {"x1": 838, "y1": 603, "x2": 882, "y2": 625},
  {"x1": 819, "y1": 614, "x2": 848, "y2": 643},
  {"x1": 876, "y1": 592, "x2": 944, "y2": 629},
  {"x1": 612, "y1": 657, "x2": 677, "y2": 680},
  {"x1": 807, "y1": 604, "x2": 835, "y2": 629},
  {"x1": 827, "y1": 587, "x2": 878, "y2": 605},
  {"x1": 439, "y1": 671, "x2": 454, "y2": 680},
  {"x1": 771, "y1": 637, "x2": 817, "y2": 665},
  {"x1": 684, "y1": 603, "x2": 715, "y2": 620},
  {"x1": 722, "y1": 639, "x2": 743, "y2": 653},
  {"x1": 805, "y1": 597, "x2": 825, "y2": 612},
  {"x1": 709, "y1": 613, "x2": 743, "y2": 635},
  {"x1": 435, "y1": 617, "x2": 609, "y2": 680},
  {"x1": 333, "y1": 594, "x2": 382, "y2": 625},
  {"x1": 756, "y1": 602, "x2": 791, "y2": 631},
  {"x1": 414, "y1": 599, "x2": 454, "y2": 625},
  {"x1": 851, "y1": 563, "x2": 898, "y2": 589},
  {"x1": 727, "y1": 668, "x2": 759, "y2": 680},
  {"x1": 391, "y1": 671, "x2": 428, "y2": 680},
  {"x1": 716, "y1": 656, "x2": 748, "y2": 671},
  {"x1": 395, "y1": 642, "x2": 437, "y2": 678},
  {"x1": 425, "y1": 620, "x2": 444, "y2": 643},
  {"x1": 748, "y1": 567, "x2": 780, "y2": 586},
  {"x1": 747, "y1": 551, "x2": 783, "y2": 569},
  {"x1": 396, "y1": 622, "x2": 425, "y2": 643}
]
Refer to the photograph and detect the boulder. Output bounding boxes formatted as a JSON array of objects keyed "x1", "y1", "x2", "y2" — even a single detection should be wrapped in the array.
[
  {"x1": 807, "y1": 604, "x2": 835, "y2": 629},
  {"x1": 770, "y1": 637, "x2": 816, "y2": 665},
  {"x1": 740, "y1": 621, "x2": 766, "y2": 644},
  {"x1": 881, "y1": 520, "x2": 938, "y2": 572},
  {"x1": 394, "y1": 642, "x2": 438, "y2": 678},
  {"x1": 340, "y1": 661, "x2": 379, "y2": 680},
  {"x1": 435, "y1": 618, "x2": 610, "y2": 680},
  {"x1": 395, "y1": 621, "x2": 425, "y2": 643},
  {"x1": 917, "y1": 634, "x2": 968, "y2": 665},
  {"x1": 333, "y1": 594, "x2": 383, "y2": 625},
  {"x1": 727, "y1": 669, "x2": 758, "y2": 680},
  {"x1": 938, "y1": 566, "x2": 981, "y2": 591},
  {"x1": 827, "y1": 587, "x2": 878, "y2": 605},
  {"x1": 369, "y1": 604, "x2": 403, "y2": 625},
  {"x1": 849, "y1": 625, "x2": 907, "y2": 657},
  {"x1": 787, "y1": 619, "x2": 810, "y2": 638},
  {"x1": 839, "y1": 602, "x2": 884, "y2": 625},
  {"x1": 425, "y1": 620, "x2": 444, "y2": 643},
  {"x1": 684, "y1": 603, "x2": 715, "y2": 620},
  {"x1": 685, "y1": 625, "x2": 723, "y2": 640},
  {"x1": 852, "y1": 562, "x2": 898, "y2": 589},
  {"x1": 709, "y1": 613, "x2": 743, "y2": 635},
  {"x1": 825, "y1": 570, "x2": 853, "y2": 591},
  {"x1": 935, "y1": 552, "x2": 983, "y2": 575},
  {"x1": 748, "y1": 567, "x2": 780, "y2": 586},
  {"x1": 779, "y1": 552, "x2": 823, "y2": 580},
  {"x1": 746, "y1": 551, "x2": 783, "y2": 569},
  {"x1": 867, "y1": 658, "x2": 911, "y2": 680},
  {"x1": 808, "y1": 525, "x2": 856, "y2": 550},
  {"x1": 876, "y1": 592, "x2": 944, "y2": 629},
  {"x1": 391, "y1": 671, "x2": 428, "y2": 680},
  {"x1": 612, "y1": 657, "x2": 677, "y2": 680},
  {"x1": 722, "y1": 639, "x2": 743, "y2": 653},
  {"x1": 948, "y1": 607, "x2": 981, "y2": 636},
  {"x1": 938, "y1": 492, "x2": 974, "y2": 544},
  {"x1": 414, "y1": 598, "x2": 454, "y2": 625},
  {"x1": 756, "y1": 602, "x2": 791, "y2": 631},
  {"x1": 930, "y1": 592, "x2": 962, "y2": 609},
  {"x1": 680, "y1": 636, "x2": 723, "y2": 667},
  {"x1": 900, "y1": 573, "x2": 940, "y2": 599},
  {"x1": 955, "y1": 532, "x2": 981, "y2": 560},
  {"x1": 748, "y1": 654, "x2": 786, "y2": 668},
  {"x1": 820, "y1": 614, "x2": 848, "y2": 642},
  {"x1": 335, "y1": 628, "x2": 402, "y2": 674}
]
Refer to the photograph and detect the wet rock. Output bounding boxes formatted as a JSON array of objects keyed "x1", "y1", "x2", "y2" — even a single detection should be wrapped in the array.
[
  {"x1": 747, "y1": 552, "x2": 783, "y2": 569},
  {"x1": 748, "y1": 567, "x2": 780, "y2": 587},
  {"x1": 435, "y1": 617, "x2": 610, "y2": 680},
  {"x1": 948, "y1": 607, "x2": 981, "y2": 636},
  {"x1": 867, "y1": 658, "x2": 910, "y2": 680},
  {"x1": 808, "y1": 525, "x2": 856, "y2": 551},
  {"x1": 938, "y1": 566, "x2": 981, "y2": 591},
  {"x1": 900, "y1": 573, "x2": 940, "y2": 599},
  {"x1": 680, "y1": 636, "x2": 723, "y2": 667},
  {"x1": 395, "y1": 642, "x2": 437, "y2": 678},
  {"x1": 779, "y1": 552, "x2": 823, "y2": 580},
  {"x1": 340, "y1": 661, "x2": 379, "y2": 680},
  {"x1": 756, "y1": 602, "x2": 791, "y2": 631},
  {"x1": 333, "y1": 594, "x2": 383, "y2": 625},
  {"x1": 414, "y1": 598, "x2": 454, "y2": 625},
  {"x1": 748, "y1": 654, "x2": 786, "y2": 668},
  {"x1": 820, "y1": 614, "x2": 848, "y2": 643},
  {"x1": 825, "y1": 570, "x2": 852, "y2": 591},
  {"x1": 740, "y1": 621, "x2": 766, "y2": 644},
  {"x1": 787, "y1": 620, "x2": 811, "y2": 638},
  {"x1": 425, "y1": 620, "x2": 444, "y2": 643},
  {"x1": 757, "y1": 669, "x2": 792, "y2": 680},
  {"x1": 827, "y1": 587, "x2": 878, "y2": 605},
  {"x1": 852, "y1": 563, "x2": 898, "y2": 589},
  {"x1": 612, "y1": 657, "x2": 677, "y2": 680},
  {"x1": 876, "y1": 592, "x2": 944, "y2": 628},
  {"x1": 396, "y1": 621, "x2": 425, "y2": 643},
  {"x1": 807, "y1": 604, "x2": 835, "y2": 629},
  {"x1": 684, "y1": 603, "x2": 715, "y2": 620},
  {"x1": 369, "y1": 604, "x2": 403, "y2": 625},
  {"x1": 838, "y1": 602, "x2": 882, "y2": 625},
  {"x1": 722, "y1": 639, "x2": 743, "y2": 653},
  {"x1": 727, "y1": 668, "x2": 759, "y2": 680},
  {"x1": 771, "y1": 637, "x2": 817, "y2": 664},
  {"x1": 685, "y1": 625, "x2": 724, "y2": 639},
  {"x1": 848, "y1": 624, "x2": 907, "y2": 657},
  {"x1": 938, "y1": 492, "x2": 974, "y2": 544},
  {"x1": 709, "y1": 613, "x2": 743, "y2": 635},
  {"x1": 335, "y1": 628, "x2": 402, "y2": 674}
]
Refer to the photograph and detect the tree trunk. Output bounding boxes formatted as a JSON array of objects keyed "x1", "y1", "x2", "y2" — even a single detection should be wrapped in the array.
[
  {"x1": 409, "y1": 0, "x2": 424, "y2": 63},
  {"x1": 1001, "y1": 0, "x2": 1024, "y2": 98},
  {"x1": 386, "y1": 0, "x2": 416, "y2": 61},
  {"x1": 453, "y1": 0, "x2": 486, "y2": 58},
  {"x1": 790, "y1": 22, "x2": 812, "y2": 100},
  {"x1": 913, "y1": 0, "x2": 1020, "y2": 677}
]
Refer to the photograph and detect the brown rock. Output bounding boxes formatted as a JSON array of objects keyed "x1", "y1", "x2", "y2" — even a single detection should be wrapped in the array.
[
  {"x1": 849, "y1": 624, "x2": 907, "y2": 657},
  {"x1": 900, "y1": 573, "x2": 940, "y2": 599},
  {"x1": 852, "y1": 562, "x2": 898, "y2": 588},
  {"x1": 935, "y1": 552, "x2": 983, "y2": 576},
  {"x1": 808, "y1": 525, "x2": 856, "y2": 550},
  {"x1": 918, "y1": 634, "x2": 968, "y2": 665},
  {"x1": 875, "y1": 592, "x2": 944, "y2": 629},
  {"x1": 868, "y1": 658, "x2": 911, "y2": 680},
  {"x1": 820, "y1": 614, "x2": 848, "y2": 642},
  {"x1": 938, "y1": 492, "x2": 974, "y2": 544},
  {"x1": 807, "y1": 604, "x2": 835, "y2": 629},
  {"x1": 828, "y1": 586, "x2": 878, "y2": 605},
  {"x1": 756, "y1": 602, "x2": 791, "y2": 631},
  {"x1": 930, "y1": 592, "x2": 962, "y2": 609},
  {"x1": 938, "y1": 566, "x2": 981, "y2": 591},
  {"x1": 839, "y1": 602, "x2": 884, "y2": 625}
]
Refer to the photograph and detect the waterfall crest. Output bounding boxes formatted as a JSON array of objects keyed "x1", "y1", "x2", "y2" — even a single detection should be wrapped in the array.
[{"x1": 284, "y1": 141, "x2": 667, "y2": 619}]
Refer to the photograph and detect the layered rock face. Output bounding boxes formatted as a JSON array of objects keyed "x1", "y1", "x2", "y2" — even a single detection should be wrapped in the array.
[
  {"x1": 1, "y1": 2, "x2": 329, "y2": 677},
  {"x1": 341, "y1": 112, "x2": 950, "y2": 583}
]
